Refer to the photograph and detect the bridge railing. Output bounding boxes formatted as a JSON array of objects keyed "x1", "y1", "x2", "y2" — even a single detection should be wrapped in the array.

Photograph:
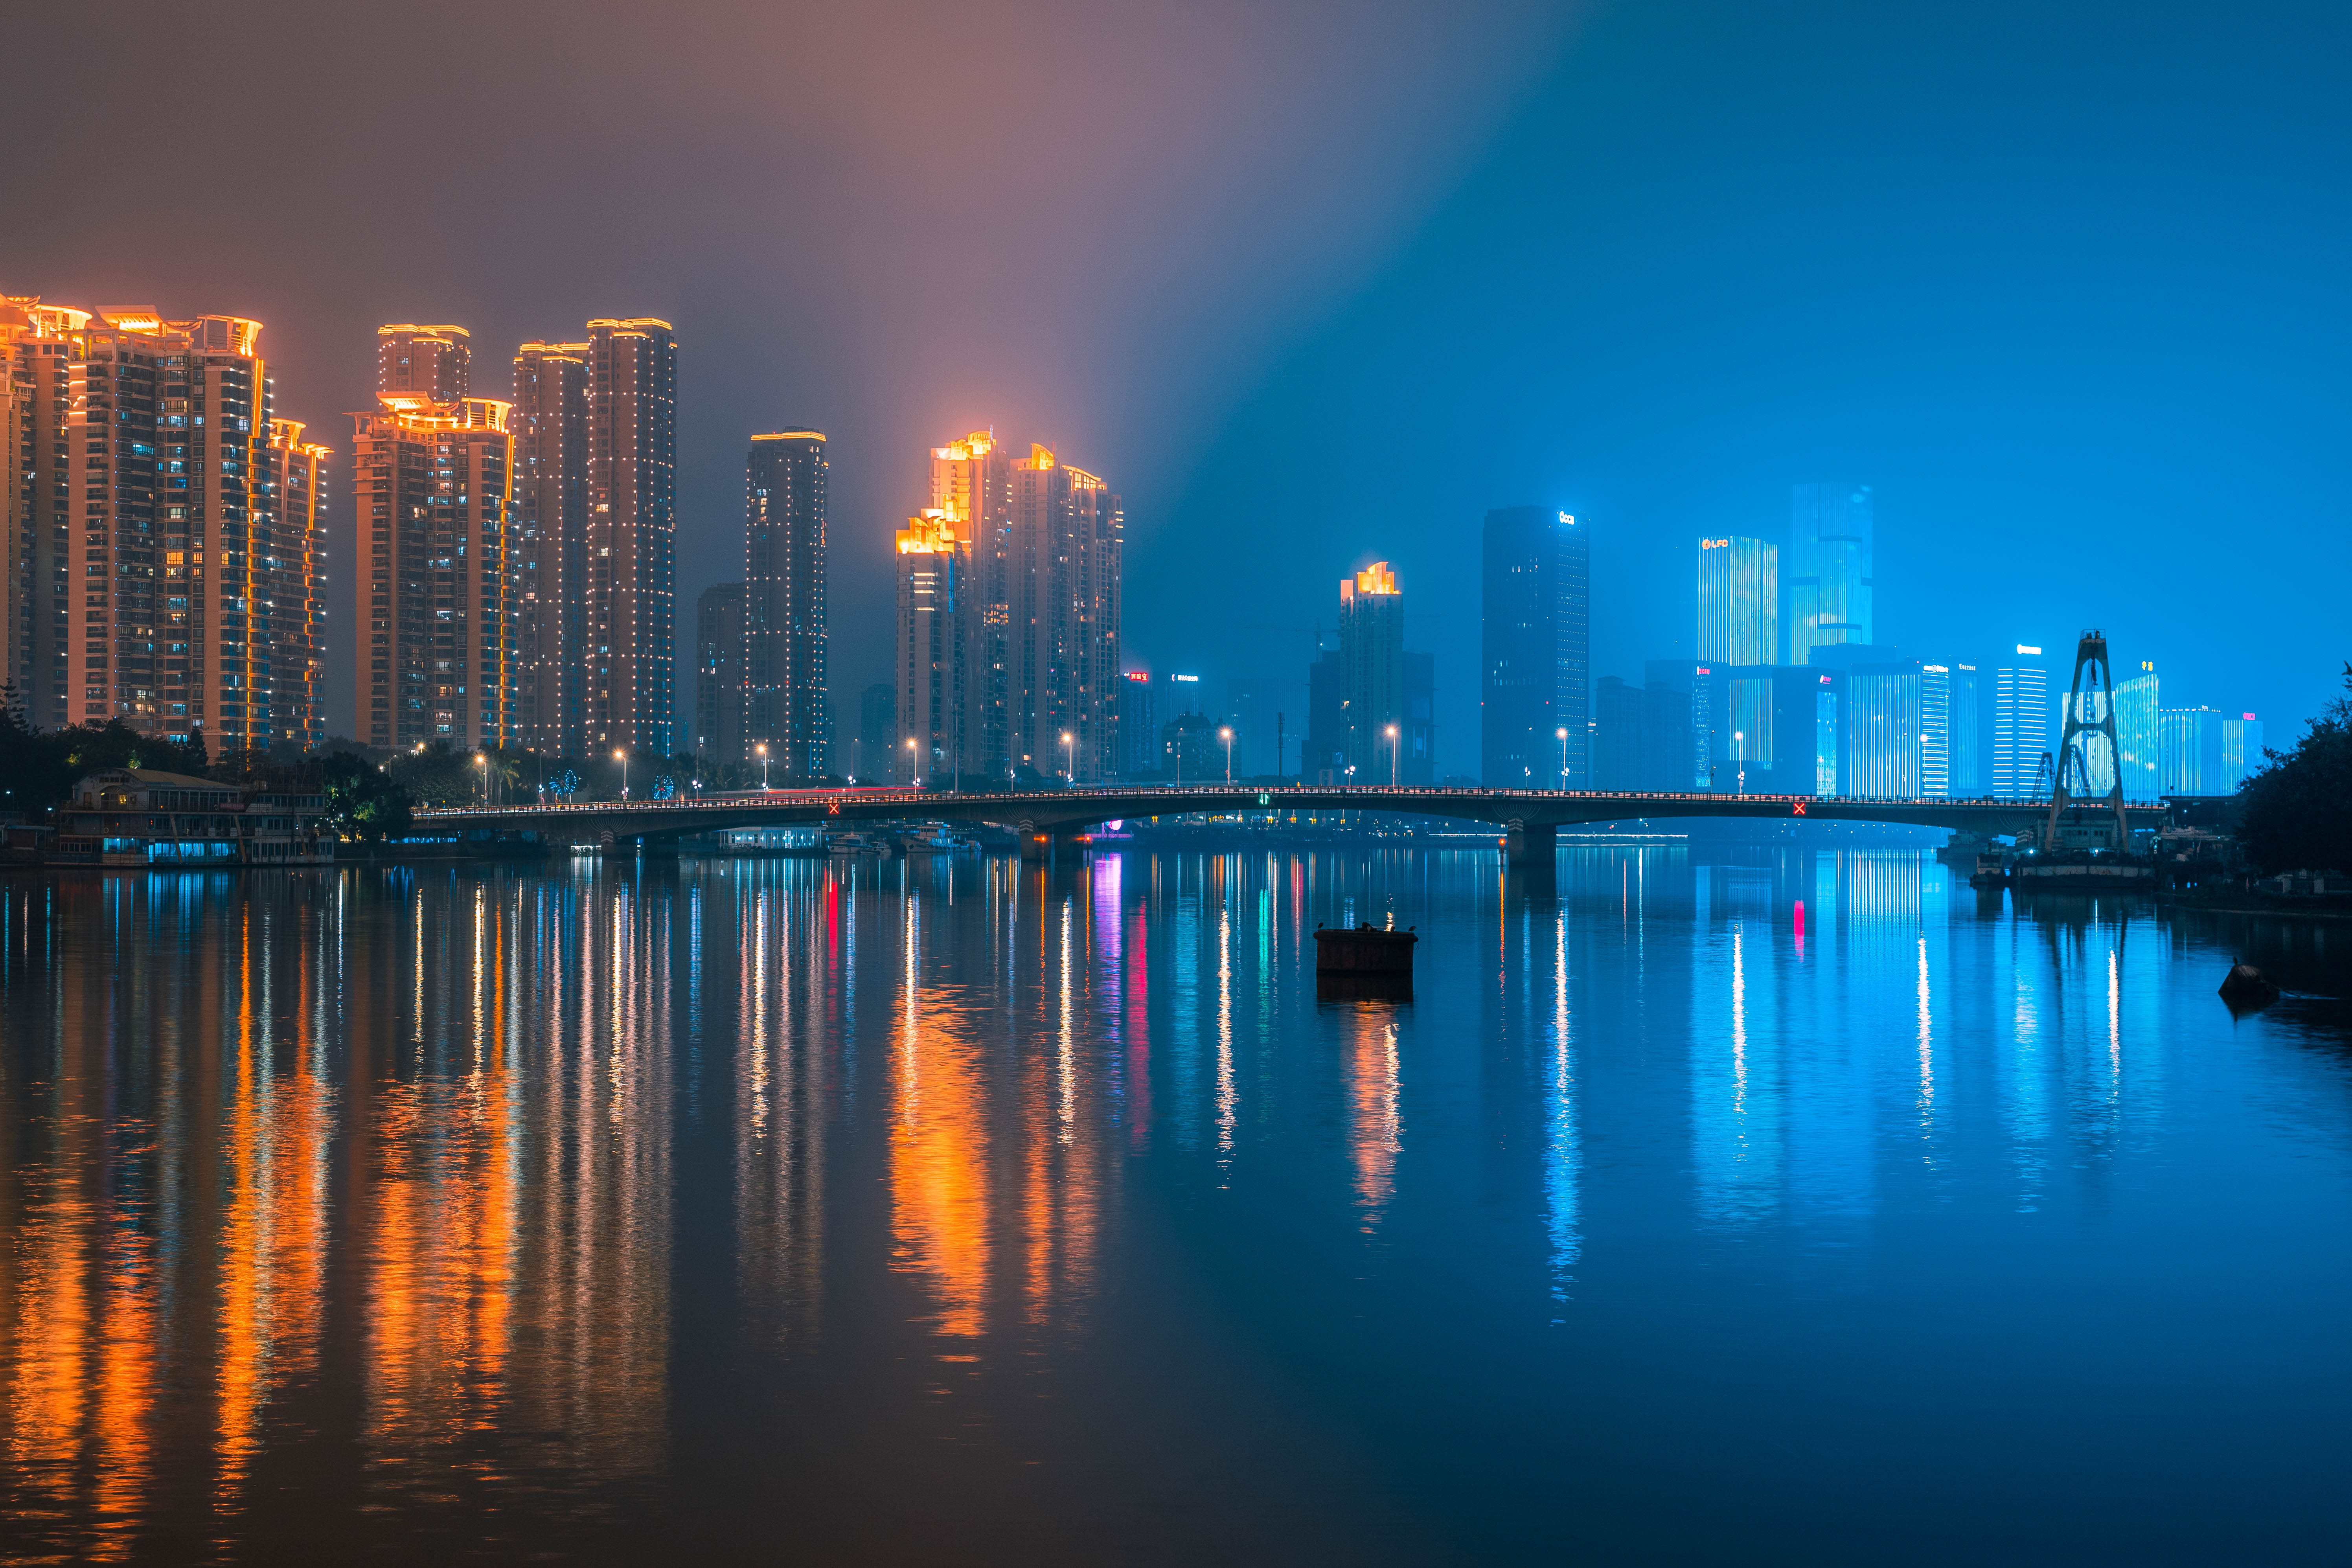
[{"x1": 413, "y1": 783, "x2": 2098, "y2": 820}]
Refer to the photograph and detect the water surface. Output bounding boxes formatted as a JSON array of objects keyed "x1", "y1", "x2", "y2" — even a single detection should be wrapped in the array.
[{"x1": 2, "y1": 849, "x2": 2347, "y2": 1563}]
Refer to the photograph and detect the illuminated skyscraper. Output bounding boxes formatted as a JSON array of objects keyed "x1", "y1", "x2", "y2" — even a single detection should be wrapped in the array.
[
  {"x1": 2113, "y1": 665, "x2": 2160, "y2": 801},
  {"x1": 895, "y1": 509, "x2": 962, "y2": 787},
  {"x1": 378, "y1": 324, "x2": 470, "y2": 404},
  {"x1": 511, "y1": 339, "x2": 590, "y2": 756},
  {"x1": 0, "y1": 302, "x2": 328, "y2": 752},
  {"x1": 581, "y1": 319, "x2": 677, "y2": 756},
  {"x1": 1341, "y1": 561, "x2": 1405, "y2": 779},
  {"x1": 745, "y1": 431, "x2": 828, "y2": 777},
  {"x1": 2161, "y1": 705, "x2": 2224, "y2": 795},
  {"x1": 1008, "y1": 444, "x2": 1121, "y2": 781},
  {"x1": 352, "y1": 345, "x2": 514, "y2": 751},
  {"x1": 1788, "y1": 481, "x2": 1873, "y2": 665},
  {"x1": 1990, "y1": 650, "x2": 2051, "y2": 799},
  {"x1": 1696, "y1": 535, "x2": 1777, "y2": 665},
  {"x1": 1481, "y1": 507, "x2": 1589, "y2": 787},
  {"x1": 928, "y1": 430, "x2": 1010, "y2": 774},
  {"x1": 694, "y1": 581, "x2": 744, "y2": 767},
  {"x1": 2221, "y1": 714, "x2": 2264, "y2": 790}
]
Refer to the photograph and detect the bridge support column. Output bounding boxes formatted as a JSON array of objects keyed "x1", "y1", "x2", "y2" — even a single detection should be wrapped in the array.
[
  {"x1": 1019, "y1": 826, "x2": 1083, "y2": 865},
  {"x1": 1506, "y1": 821, "x2": 1556, "y2": 867}
]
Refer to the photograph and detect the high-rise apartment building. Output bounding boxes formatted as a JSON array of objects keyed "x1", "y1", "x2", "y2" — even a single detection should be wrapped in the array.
[
  {"x1": 1340, "y1": 562, "x2": 1405, "y2": 779},
  {"x1": 353, "y1": 321, "x2": 513, "y2": 752},
  {"x1": 896, "y1": 508, "x2": 963, "y2": 787},
  {"x1": 511, "y1": 339, "x2": 589, "y2": 756},
  {"x1": 1696, "y1": 535, "x2": 1777, "y2": 665},
  {"x1": 1481, "y1": 507, "x2": 1589, "y2": 787},
  {"x1": 927, "y1": 430, "x2": 1010, "y2": 774},
  {"x1": 2161, "y1": 705, "x2": 2225, "y2": 796},
  {"x1": 1789, "y1": 481, "x2": 1873, "y2": 666},
  {"x1": 0, "y1": 301, "x2": 328, "y2": 753},
  {"x1": 745, "y1": 430, "x2": 827, "y2": 777},
  {"x1": 1990, "y1": 650, "x2": 2051, "y2": 799},
  {"x1": 694, "y1": 581, "x2": 745, "y2": 767},
  {"x1": 1007, "y1": 445, "x2": 1122, "y2": 781},
  {"x1": 379, "y1": 324, "x2": 470, "y2": 404},
  {"x1": 1950, "y1": 662, "x2": 1981, "y2": 794},
  {"x1": 581, "y1": 319, "x2": 677, "y2": 756}
]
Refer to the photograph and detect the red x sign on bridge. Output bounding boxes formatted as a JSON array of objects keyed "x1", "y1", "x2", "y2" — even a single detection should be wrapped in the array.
[
  {"x1": 1791, "y1": 800, "x2": 1808, "y2": 816},
  {"x1": 827, "y1": 801, "x2": 841, "y2": 816}
]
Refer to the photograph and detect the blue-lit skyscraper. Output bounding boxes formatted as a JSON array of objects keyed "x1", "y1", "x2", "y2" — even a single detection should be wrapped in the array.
[
  {"x1": 2161, "y1": 705, "x2": 2224, "y2": 794},
  {"x1": 2222, "y1": 714, "x2": 2264, "y2": 790},
  {"x1": 1481, "y1": 507, "x2": 1590, "y2": 787},
  {"x1": 1788, "y1": 482, "x2": 1873, "y2": 666},
  {"x1": 1991, "y1": 651, "x2": 2051, "y2": 799},
  {"x1": 1696, "y1": 535, "x2": 1777, "y2": 665},
  {"x1": 2114, "y1": 665, "x2": 2160, "y2": 801}
]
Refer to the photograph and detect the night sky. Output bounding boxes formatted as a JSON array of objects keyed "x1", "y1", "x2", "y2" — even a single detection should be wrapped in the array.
[{"x1": 7, "y1": 0, "x2": 2345, "y2": 774}]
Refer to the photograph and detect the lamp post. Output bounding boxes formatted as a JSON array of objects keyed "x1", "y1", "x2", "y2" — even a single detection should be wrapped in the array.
[
  {"x1": 1556, "y1": 726, "x2": 1569, "y2": 790},
  {"x1": 905, "y1": 735, "x2": 918, "y2": 789},
  {"x1": 475, "y1": 752, "x2": 488, "y2": 807},
  {"x1": 1733, "y1": 730, "x2": 1745, "y2": 796},
  {"x1": 1219, "y1": 726, "x2": 1234, "y2": 784},
  {"x1": 756, "y1": 742, "x2": 770, "y2": 791},
  {"x1": 1061, "y1": 730, "x2": 1074, "y2": 785},
  {"x1": 614, "y1": 747, "x2": 629, "y2": 800},
  {"x1": 1387, "y1": 723, "x2": 1399, "y2": 787}
]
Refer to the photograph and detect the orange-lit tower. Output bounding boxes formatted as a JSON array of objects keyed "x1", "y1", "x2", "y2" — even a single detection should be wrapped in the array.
[
  {"x1": 0, "y1": 300, "x2": 325, "y2": 752},
  {"x1": 924, "y1": 429, "x2": 1008, "y2": 777},
  {"x1": 1009, "y1": 443, "x2": 1122, "y2": 781},
  {"x1": 895, "y1": 509, "x2": 961, "y2": 786},
  {"x1": 352, "y1": 325, "x2": 514, "y2": 752},
  {"x1": 512, "y1": 338, "x2": 590, "y2": 756}
]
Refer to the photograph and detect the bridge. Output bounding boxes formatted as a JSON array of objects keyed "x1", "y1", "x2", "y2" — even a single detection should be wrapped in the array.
[{"x1": 412, "y1": 785, "x2": 2170, "y2": 864}]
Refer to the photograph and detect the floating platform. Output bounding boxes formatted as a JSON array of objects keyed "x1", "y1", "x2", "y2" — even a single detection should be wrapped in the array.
[{"x1": 1313, "y1": 923, "x2": 1418, "y2": 974}]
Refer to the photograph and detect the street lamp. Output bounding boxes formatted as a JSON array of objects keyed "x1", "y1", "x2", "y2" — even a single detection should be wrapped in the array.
[
  {"x1": 1556, "y1": 726, "x2": 1569, "y2": 790},
  {"x1": 614, "y1": 747, "x2": 628, "y2": 800},
  {"x1": 756, "y1": 741, "x2": 770, "y2": 791},
  {"x1": 1386, "y1": 724, "x2": 1399, "y2": 787},
  {"x1": 905, "y1": 735, "x2": 918, "y2": 788},
  {"x1": 1219, "y1": 726, "x2": 1234, "y2": 783},
  {"x1": 474, "y1": 752, "x2": 488, "y2": 807},
  {"x1": 1061, "y1": 730, "x2": 1073, "y2": 785},
  {"x1": 1732, "y1": 730, "x2": 1745, "y2": 796}
]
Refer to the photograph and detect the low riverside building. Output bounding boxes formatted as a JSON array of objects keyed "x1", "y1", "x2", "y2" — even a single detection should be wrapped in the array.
[{"x1": 51, "y1": 768, "x2": 332, "y2": 867}]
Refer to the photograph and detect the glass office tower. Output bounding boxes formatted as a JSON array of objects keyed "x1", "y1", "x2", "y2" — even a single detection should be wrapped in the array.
[{"x1": 1481, "y1": 507, "x2": 1590, "y2": 787}]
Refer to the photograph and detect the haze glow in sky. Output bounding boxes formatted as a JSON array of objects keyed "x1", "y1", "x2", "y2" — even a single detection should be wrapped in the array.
[{"x1": 7, "y1": 0, "x2": 2345, "y2": 772}]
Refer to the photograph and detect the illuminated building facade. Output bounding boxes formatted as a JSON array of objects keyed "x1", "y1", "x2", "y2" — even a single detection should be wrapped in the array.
[
  {"x1": 745, "y1": 430, "x2": 828, "y2": 776},
  {"x1": 1789, "y1": 481, "x2": 1873, "y2": 665},
  {"x1": 1481, "y1": 507, "x2": 1589, "y2": 787},
  {"x1": 2222, "y1": 714, "x2": 2264, "y2": 790},
  {"x1": 896, "y1": 509, "x2": 962, "y2": 786},
  {"x1": 928, "y1": 430, "x2": 1011, "y2": 773},
  {"x1": 1009, "y1": 445, "x2": 1121, "y2": 781},
  {"x1": 1714, "y1": 665, "x2": 1841, "y2": 795},
  {"x1": 581, "y1": 319, "x2": 677, "y2": 757},
  {"x1": 1696, "y1": 535, "x2": 1778, "y2": 665},
  {"x1": 1339, "y1": 561, "x2": 1405, "y2": 779},
  {"x1": 351, "y1": 335, "x2": 514, "y2": 751},
  {"x1": 1646, "y1": 660, "x2": 1714, "y2": 788},
  {"x1": 2161, "y1": 706, "x2": 2225, "y2": 795},
  {"x1": 511, "y1": 340, "x2": 589, "y2": 756},
  {"x1": 0, "y1": 300, "x2": 328, "y2": 751},
  {"x1": 2113, "y1": 666, "x2": 2160, "y2": 801},
  {"x1": 378, "y1": 324, "x2": 470, "y2": 404},
  {"x1": 1991, "y1": 652, "x2": 2050, "y2": 799},
  {"x1": 694, "y1": 581, "x2": 745, "y2": 767}
]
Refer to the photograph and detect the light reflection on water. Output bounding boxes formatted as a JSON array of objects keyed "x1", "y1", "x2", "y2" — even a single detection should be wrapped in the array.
[{"x1": 1, "y1": 848, "x2": 2348, "y2": 1563}]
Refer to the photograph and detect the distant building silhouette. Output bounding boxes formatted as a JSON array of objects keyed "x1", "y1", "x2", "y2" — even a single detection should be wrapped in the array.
[
  {"x1": 1481, "y1": 507, "x2": 1589, "y2": 787},
  {"x1": 694, "y1": 582, "x2": 745, "y2": 765},
  {"x1": 857, "y1": 681, "x2": 895, "y2": 783}
]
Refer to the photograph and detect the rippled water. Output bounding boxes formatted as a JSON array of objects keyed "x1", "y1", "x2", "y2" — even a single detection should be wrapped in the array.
[{"x1": 1, "y1": 848, "x2": 2346, "y2": 1564}]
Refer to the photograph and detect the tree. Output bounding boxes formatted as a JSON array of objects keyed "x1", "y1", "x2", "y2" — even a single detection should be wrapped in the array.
[
  {"x1": 319, "y1": 752, "x2": 413, "y2": 843},
  {"x1": 2237, "y1": 663, "x2": 2352, "y2": 875}
]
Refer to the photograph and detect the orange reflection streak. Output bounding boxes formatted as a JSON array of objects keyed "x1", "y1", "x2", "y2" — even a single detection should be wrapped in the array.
[
  {"x1": 890, "y1": 896, "x2": 992, "y2": 1338},
  {"x1": 362, "y1": 897, "x2": 520, "y2": 1468},
  {"x1": 1347, "y1": 1009, "x2": 1401, "y2": 1228},
  {"x1": 91, "y1": 1211, "x2": 157, "y2": 1558},
  {"x1": 6, "y1": 994, "x2": 97, "y2": 1528},
  {"x1": 1019, "y1": 899, "x2": 1102, "y2": 1327}
]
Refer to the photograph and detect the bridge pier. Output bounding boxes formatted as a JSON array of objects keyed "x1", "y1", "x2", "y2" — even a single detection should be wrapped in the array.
[
  {"x1": 1505, "y1": 821, "x2": 1556, "y2": 867},
  {"x1": 1018, "y1": 824, "x2": 1087, "y2": 865},
  {"x1": 634, "y1": 835, "x2": 680, "y2": 862}
]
